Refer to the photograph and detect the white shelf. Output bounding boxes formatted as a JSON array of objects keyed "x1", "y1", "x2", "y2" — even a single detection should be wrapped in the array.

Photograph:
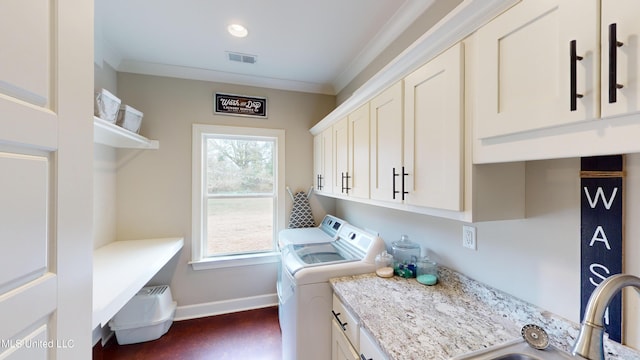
[
  {"x1": 93, "y1": 116, "x2": 159, "y2": 149},
  {"x1": 92, "y1": 237, "x2": 183, "y2": 328}
]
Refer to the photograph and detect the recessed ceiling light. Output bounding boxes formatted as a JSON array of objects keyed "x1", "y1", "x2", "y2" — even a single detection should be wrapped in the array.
[{"x1": 228, "y1": 24, "x2": 248, "y2": 38}]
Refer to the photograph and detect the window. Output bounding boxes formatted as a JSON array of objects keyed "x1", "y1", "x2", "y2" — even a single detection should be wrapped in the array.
[{"x1": 191, "y1": 124, "x2": 285, "y2": 269}]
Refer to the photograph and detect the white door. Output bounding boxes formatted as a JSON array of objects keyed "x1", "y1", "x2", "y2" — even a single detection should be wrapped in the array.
[
  {"x1": 601, "y1": 1, "x2": 640, "y2": 118},
  {"x1": 404, "y1": 43, "x2": 464, "y2": 211},
  {"x1": 347, "y1": 103, "x2": 370, "y2": 199},
  {"x1": 0, "y1": 1, "x2": 93, "y2": 359},
  {"x1": 369, "y1": 81, "x2": 403, "y2": 202},
  {"x1": 475, "y1": 0, "x2": 599, "y2": 138}
]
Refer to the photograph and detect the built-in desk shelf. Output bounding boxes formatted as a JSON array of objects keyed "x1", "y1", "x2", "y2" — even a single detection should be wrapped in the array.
[
  {"x1": 92, "y1": 237, "x2": 183, "y2": 329},
  {"x1": 93, "y1": 116, "x2": 159, "y2": 149}
]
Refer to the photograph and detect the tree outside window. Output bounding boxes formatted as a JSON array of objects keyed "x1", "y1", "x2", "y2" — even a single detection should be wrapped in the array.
[{"x1": 204, "y1": 135, "x2": 276, "y2": 256}]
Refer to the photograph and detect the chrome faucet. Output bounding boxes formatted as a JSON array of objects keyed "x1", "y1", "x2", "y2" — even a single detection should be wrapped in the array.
[{"x1": 572, "y1": 274, "x2": 640, "y2": 360}]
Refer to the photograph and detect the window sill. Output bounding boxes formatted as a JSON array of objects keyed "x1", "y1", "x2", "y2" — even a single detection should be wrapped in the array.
[{"x1": 189, "y1": 251, "x2": 280, "y2": 271}]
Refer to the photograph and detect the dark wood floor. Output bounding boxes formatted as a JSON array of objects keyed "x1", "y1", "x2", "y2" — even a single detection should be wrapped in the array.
[{"x1": 94, "y1": 306, "x2": 282, "y2": 360}]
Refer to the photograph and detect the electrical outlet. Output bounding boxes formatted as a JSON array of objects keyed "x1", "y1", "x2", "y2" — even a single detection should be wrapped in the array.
[{"x1": 462, "y1": 225, "x2": 477, "y2": 250}]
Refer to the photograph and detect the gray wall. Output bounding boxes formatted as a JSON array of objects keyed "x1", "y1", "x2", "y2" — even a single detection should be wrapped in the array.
[
  {"x1": 112, "y1": 73, "x2": 336, "y2": 309},
  {"x1": 336, "y1": 0, "x2": 463, "y2": 104},
  {"x1": 335, "y1": 156, "x2": 640, "y2": 349}
]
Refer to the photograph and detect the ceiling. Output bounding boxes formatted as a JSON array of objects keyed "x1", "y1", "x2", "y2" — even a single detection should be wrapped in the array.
[{"x1": 94, "y1": 0, "x2": 440, "y2": 95}]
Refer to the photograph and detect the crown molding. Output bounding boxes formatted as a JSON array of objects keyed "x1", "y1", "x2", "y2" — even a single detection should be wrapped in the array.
[{"x1": 310, "y1": 0, "x2": 521, "y2": 135}]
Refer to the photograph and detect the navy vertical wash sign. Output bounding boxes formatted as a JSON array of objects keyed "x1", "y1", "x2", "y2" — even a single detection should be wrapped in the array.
[{"x1": 580, "y1": 155, "x2": 624, "y2": 343}]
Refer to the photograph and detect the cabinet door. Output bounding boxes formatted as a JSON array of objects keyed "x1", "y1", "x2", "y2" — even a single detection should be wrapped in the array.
[
  {"x1": 404, "y1": 43, "x2": 464, "y2": 211},
  {"x1": 359, "y1": 327, "x2": 387, "y2": 360},
  {"x1": 313, "y1": 134, "x2": 323, "y2": 191},
  {"x1": 313, "y1": 128, "x2": 334, "y2": 194},
  {"x1": 332, "y1": 321, "x2": 359, "y2": 360},
  {"x1": 348, "y1": 103, "x2": 370, "y2": 199},
  {"x1": 475, "y1": 0, "x2": 599, "y2": 138},
  {"x1": 370, "y1": 81, "x2": 403, "y2": 202},
  {"x1": 601, "y1": 1, "x2": 640, "y2": 118},
  {"x1": 333, "y1": 117, "x2": 349, "y2": 195}
]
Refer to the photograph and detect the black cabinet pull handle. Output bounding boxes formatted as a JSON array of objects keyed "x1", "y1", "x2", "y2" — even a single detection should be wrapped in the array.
[
  {"x1": 570, "y1": 40, "x2": 584, "y2": 111},
  {"x1": 392, "y1": 168, "x2": 399, "y2": 199},
  {"x1": 609, "y1": 23, "x2": 624, "y2": 103},
  {"x1": 343, "y1": 172, "x2": 351, "y2": 194},
  {"x1": 340, "y1": 172, "x2": 351, "y2": 194},
  {"x1": 317, "y1": 174, "x2": 323, "y2": 190},
  {"x1": 341, "y1": 172, "x2": 345, "y2": 193},
  {"x1": 331, "y1": 310, "x2": 347, "y2": 331},
  {"x1": 401, "y1": 166, "x2": 409, "y2": 201}
]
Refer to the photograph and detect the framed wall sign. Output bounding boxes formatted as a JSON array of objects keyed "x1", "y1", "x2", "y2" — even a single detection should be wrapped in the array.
[
  {"x1": 580, "y1": 155, "x2": 624, "y2": 343},
  {"x1": 214, "y1": 93, "x2": 267, "y2": 118}
]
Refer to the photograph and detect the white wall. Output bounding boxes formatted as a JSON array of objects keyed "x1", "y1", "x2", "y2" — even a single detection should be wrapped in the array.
[
  {"x1": 112, "y1": 73, "x2": 335, "y2": 311},
  {"x1": 336, "y1": 155, "x2": 640, "y2": 349}
]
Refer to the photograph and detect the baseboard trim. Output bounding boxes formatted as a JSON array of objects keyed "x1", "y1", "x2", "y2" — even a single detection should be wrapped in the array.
[{"x1": 174, "y1": 293, "x2": 278, "y2": 321}]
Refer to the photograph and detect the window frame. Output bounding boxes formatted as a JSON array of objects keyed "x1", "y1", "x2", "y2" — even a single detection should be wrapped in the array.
[{"x1": 190, "y1": 124, "x2": 285, "y2": 270}]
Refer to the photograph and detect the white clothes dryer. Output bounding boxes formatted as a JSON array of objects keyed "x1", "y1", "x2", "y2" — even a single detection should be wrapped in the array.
[{"x1": 278, "y1": 223, "x2": 385, "y2": 360}]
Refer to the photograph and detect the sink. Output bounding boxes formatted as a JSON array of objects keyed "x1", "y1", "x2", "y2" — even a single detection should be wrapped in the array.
[
  {"x1": 491, "y1": 355, "x2": 538, "y2": 360},
  {"x1": 452, "y1": 339, "x2": 575, "y2": 360}
]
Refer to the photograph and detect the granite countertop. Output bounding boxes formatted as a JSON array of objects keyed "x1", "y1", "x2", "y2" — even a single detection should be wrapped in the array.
[{"x1": 330, "y1": 268, "x2": 640, "y2": 360}]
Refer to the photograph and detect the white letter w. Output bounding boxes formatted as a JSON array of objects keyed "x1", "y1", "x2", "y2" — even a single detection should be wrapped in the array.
[{"x1": 583, "y1": 187, "x2": 618, "y2": 210}]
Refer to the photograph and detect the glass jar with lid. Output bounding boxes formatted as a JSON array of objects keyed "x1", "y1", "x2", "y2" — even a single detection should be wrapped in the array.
[{"x1": 392, "y1": 235, "x2": 420, "y2": 278}]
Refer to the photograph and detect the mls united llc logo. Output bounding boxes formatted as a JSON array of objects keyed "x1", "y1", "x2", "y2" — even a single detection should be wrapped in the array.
[{"x1": 1, "y1": 339, "x2": 75, "y2": 349}]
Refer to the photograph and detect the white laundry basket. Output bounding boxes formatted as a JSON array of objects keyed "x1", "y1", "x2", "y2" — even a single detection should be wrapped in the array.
[{"x1": 109, "y1": 285, "x2": 176, "y2": 345}]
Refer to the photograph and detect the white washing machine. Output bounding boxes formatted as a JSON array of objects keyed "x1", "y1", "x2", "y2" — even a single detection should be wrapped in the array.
[
  {"x1": 278, "y1": 223, "x2": 385, "y2": 360},
  {"x1": 276, "y1": 215, "x2": 347, "y2": 336}
]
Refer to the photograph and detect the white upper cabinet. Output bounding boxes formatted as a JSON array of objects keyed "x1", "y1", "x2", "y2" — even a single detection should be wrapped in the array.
[
  {"x1": 347, "y1": 103, "x2": 371, "y2": 199},
  {"x1": 369, "y1": 82, "x2": 404, "y2": 203},
  {"x1": 404, "y1": 43, "x2": 464, "y2": 211},
  {"x1": 370, "y1": 44, "x2": 465, "y2": 211},
  {"x1": 311, "y1": 39, "x2": 525, "y2": 222},
  {"x1": 332, "y1": 104, "x2": 370, "y2": 199},
  {"x1": 475, "y1": 0, "x2": 599, "y2": 138},
  {"x1": 601, "y1": 1, "x2": 640, "y2": 118},
  {"x1": 474, "y1": 0, "x2": 640, "y2": 163},
  {"x1": 333, "y1": 117, "x2": 349, "y2": 195},
  {"x1": 314, "y1": 127, "x2": 333, "y2": 194}
]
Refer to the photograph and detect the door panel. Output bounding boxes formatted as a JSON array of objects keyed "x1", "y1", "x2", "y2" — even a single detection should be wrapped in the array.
[
  {"x1": 321, "y1": 128, "x2": 334, "y2": 194},
  {"x1": 0, "y1": 153, "x2": 49, "y2": 293},
  {"x1": 369, "y1": 82, "x2": 403, "y2": 202},
  {"x1": 601, "y1": 1, "x2": 640, "y2": 118},
  {"x1": 348, "y1": 103, "x2": 370, "y2": 199},
  {"x1": 475, "y1": 0, "x2": 599, "y2": 138},
  {"x1": 0, "y1": 275, "x2": 56, "y2": 346},
  {"x1": 333, "y1": 118, "x2": 348, "y2": 195},
  {"x1": 1, "y1": 325, "x2": 49, "y2": 360},
  {"x1": 0, "y1": 0, "x2": 51, "y2": 106},
  {"x1": 404, "y1": 43, "x2": 463, "y2": 211},
  {"x1": 0, "y1": 0, "x2": 60, "y2": 358},
  {"x1": 332, "y1": 321, "x2": 359, "y2": 360}
]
